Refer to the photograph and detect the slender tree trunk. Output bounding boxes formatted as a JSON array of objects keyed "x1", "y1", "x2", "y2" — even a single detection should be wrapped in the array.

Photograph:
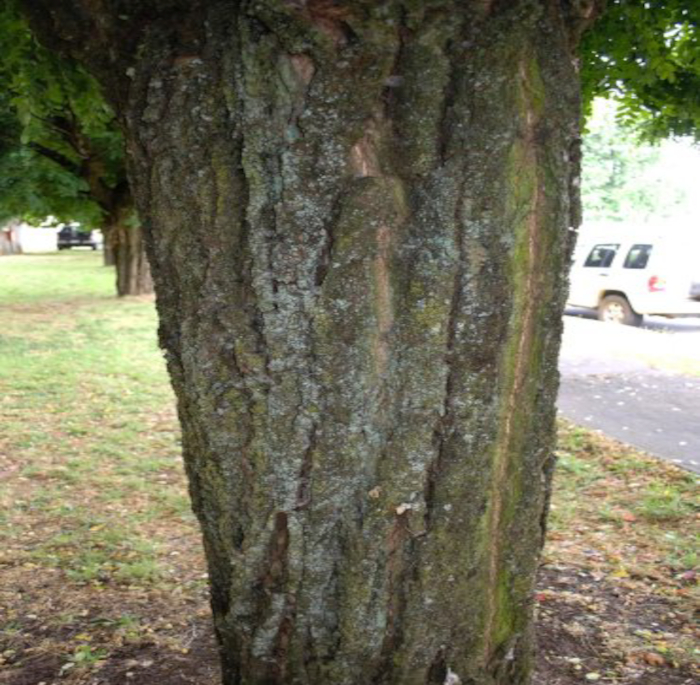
[
  {"x1": 22, "y1": 2, "x2": 593, "y2": 683},
  {"x1": 0, "y1": 222, "x2": 22, "y2": 255},
  {"x1": 106, "y1": 214, "x2": 153, "y2": 296}
]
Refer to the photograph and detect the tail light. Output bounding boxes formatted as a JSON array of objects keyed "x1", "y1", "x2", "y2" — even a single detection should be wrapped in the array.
[{"x1": 648, "y1": 275, "x2": 666, "y2": 292}]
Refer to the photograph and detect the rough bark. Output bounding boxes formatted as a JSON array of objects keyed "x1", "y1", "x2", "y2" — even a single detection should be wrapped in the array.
[{"x1": 20, "y1": 1, "x2": 596, "y2": 683}]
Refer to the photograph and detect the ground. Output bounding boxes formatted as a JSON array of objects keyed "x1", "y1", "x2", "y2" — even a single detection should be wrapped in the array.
[
  {"x1": 558, "y1": 312, "x2": 700, "y2": 473},
  {"x1": 0, "y1": 254, "x2": 697, "y2": 685}
]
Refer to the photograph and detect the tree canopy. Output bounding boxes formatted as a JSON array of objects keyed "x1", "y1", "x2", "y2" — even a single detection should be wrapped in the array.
[
  {"x1": 0, "y1": 2, "x2": 126, "y2": 227},
  {"x1": 581, "y1": 99, "x2": 692, "y2": 224},
  {"x1": 581, "y1": 0, "x2": 700, "y2": 141},
  {"x1": 0, "y1": 80, "x2": 93, "y2": 225}
]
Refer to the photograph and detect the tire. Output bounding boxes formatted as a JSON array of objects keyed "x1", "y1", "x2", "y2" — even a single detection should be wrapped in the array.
[{"x1": 597, "y1": 295, "x2": 642, "y2": 326}]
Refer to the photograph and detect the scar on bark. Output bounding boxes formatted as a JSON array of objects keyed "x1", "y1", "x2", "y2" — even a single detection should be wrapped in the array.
[
  {"x1": 262, "y1": 512, "x2": 290, "y2": 591},
  {"x1": 379, "y1": 510, "x2": 412, "y2": 666},
  {"x1": 373, "y1": 224, "x2": 393, "y2": 377},
  {"x1": 290, "y1": 54, "x2": 315, "y2": 85},
  {"x1": 172, "y1": 54, "x2": 203, "y2": 69},
  {"x1": 295, "y1": 424, "x2": 317, "y2": 510},
  {"x1": 284, "y1": 0, "x2": 354, "y2": 46},
  {"x1": 482, "y1": 53, "x2": 545, "y2": 665},
  {"x1": 349, "y1": 120, "x2": 382, "y2": 178}
]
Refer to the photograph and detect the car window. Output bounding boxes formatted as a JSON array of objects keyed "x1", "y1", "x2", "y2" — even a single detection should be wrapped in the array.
[
  {"x1": 623, "y1": 244, "x2": 653, "y2": 269},
  {"x1": 584, "y1": 244, "x2": 619, "y2": 268}
]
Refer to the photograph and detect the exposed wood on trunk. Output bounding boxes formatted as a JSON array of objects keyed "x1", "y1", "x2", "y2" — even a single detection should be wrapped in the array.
[{"x1": 482, "y1": 52, "x2": 548, "y2": 675}]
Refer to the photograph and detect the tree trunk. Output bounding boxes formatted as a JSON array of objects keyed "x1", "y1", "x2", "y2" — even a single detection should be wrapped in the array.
[
  {"x1": 0, "y1": 222, "x2": 22, "y2": 255},
  {"x1": 102, "y1": 226, "x2": 116, "y2": 266},
  {"x1": 108, "y1": 217, "x2": 153, "y2": 296},
  {"x1": 21, "y1": 2, "x2": 591, "y2": 683}
]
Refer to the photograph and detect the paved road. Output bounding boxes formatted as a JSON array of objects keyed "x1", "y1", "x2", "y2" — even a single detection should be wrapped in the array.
[{"x1": 558, "y1": 314, "x2": 700, "y2": 474}]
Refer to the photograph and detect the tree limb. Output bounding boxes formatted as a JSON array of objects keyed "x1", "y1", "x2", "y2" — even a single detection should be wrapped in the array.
[{"x1": 28, "y1": 142, "x2": 81, "y2": 175}]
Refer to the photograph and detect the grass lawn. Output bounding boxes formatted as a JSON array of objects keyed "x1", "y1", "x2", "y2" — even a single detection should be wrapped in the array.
[{"x1": 0, "y1": 252, "x2": 697, "y2": 685}]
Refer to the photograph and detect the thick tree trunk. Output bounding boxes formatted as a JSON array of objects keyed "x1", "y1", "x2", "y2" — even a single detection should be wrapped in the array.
[
  {"x1": 106, "y1": 215, "x2": 153, "y2": 296},
  {"x1": 22, "y1": 2, "x2": 590, "y2": 683}
]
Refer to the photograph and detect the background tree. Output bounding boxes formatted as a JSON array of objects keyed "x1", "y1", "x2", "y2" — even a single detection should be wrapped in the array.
[
  {"x1": 0, "y1": 84, "x2": 102, "y2": 250},
  {"x1": 0, "y1": 5, "x2": 152, "y2": 295},
  {"x1": 581, "y1": 99, "x2": 689, "y2": 224},
  {"x1": 581, "y1": 0, "x2": 700, "y2": 141},
  {"x1": 12, "y1": 1, "x2": 699, "y2": 684}
]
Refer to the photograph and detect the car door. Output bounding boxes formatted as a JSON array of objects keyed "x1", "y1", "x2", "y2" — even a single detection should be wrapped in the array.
[
  {"x1": 608, "y1": 242, "x2": 652, "y2": 312},
  {"x1": 568, "y1": 242, "x2": 620, "y2": 308}
]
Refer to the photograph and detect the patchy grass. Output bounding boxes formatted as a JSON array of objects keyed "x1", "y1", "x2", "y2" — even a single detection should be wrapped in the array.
[
  {"x1": 0, "y1": 253, "x2": 217, "y2": 684},
  {"x1": 549, "y1": 423, "x2": 698, "y2": 580},
  {"x1": 538, "y1": 423, "x2": 699, "y2": 684},
  {"x1": 0, "y1": 253, "x2": 697, "y2": 685}
]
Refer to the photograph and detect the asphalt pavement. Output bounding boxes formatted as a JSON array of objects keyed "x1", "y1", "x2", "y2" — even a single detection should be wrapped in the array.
[{"x1": 557, "y1": 312, "x2": 700, "y2": 474}]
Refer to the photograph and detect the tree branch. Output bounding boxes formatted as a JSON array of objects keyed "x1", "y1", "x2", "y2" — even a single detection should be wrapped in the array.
[{"x1": 28, "y1": 142, "x2": 81, "y2": 175}]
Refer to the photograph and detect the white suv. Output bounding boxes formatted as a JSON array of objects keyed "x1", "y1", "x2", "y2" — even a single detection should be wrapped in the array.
[{"x1": 567, "y1": 231, "x2": 700, "y2": 325}]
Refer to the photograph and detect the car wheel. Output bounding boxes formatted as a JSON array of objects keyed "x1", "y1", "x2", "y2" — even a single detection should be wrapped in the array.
[{"x1": 597, "y1": 295, "x2": 642, "y2": 326}]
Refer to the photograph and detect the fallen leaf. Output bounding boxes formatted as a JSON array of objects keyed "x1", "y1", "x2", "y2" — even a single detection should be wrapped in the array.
[{"x1": 641, "y1": 652, "x2": 665, "y2": 666}]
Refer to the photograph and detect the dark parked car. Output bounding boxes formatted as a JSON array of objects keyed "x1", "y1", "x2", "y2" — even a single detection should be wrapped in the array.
[{"x1": 57, "y1": 225, "x2": 97, "y2": 250}]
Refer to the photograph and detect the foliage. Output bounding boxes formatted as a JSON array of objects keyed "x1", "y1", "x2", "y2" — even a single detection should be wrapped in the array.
[
  {"x1": 0, "y1": 108, "x2": 93, "y2": 225},
  {"x1": 581, "y1": 0, "x2": 700, "y2": 141},
  {"x1": 0, "y1": 1, "x2": 125, "y2": 226},
  {"x1": 581, "y1": 100, "x2": 688, "y2": 224}
]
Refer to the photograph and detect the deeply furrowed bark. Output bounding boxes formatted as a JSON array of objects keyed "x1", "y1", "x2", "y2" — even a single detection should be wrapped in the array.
[{"x1": 20, "y1": 1, "x2": 591, "y2": 682}]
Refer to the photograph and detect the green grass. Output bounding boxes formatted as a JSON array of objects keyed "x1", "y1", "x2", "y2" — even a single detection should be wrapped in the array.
[
  {"x1": 634, "y1": 484, "x2": 697, "y2": 521},
  {"x1": 0, "y1": 252, "x2": 113, "y2": 304},
  {"x1": 0, "y1": 252, "x2": 187, "y2": 588},
  {"x1": 550, "y1": 422, "x2": 699, "y2": 577}
]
